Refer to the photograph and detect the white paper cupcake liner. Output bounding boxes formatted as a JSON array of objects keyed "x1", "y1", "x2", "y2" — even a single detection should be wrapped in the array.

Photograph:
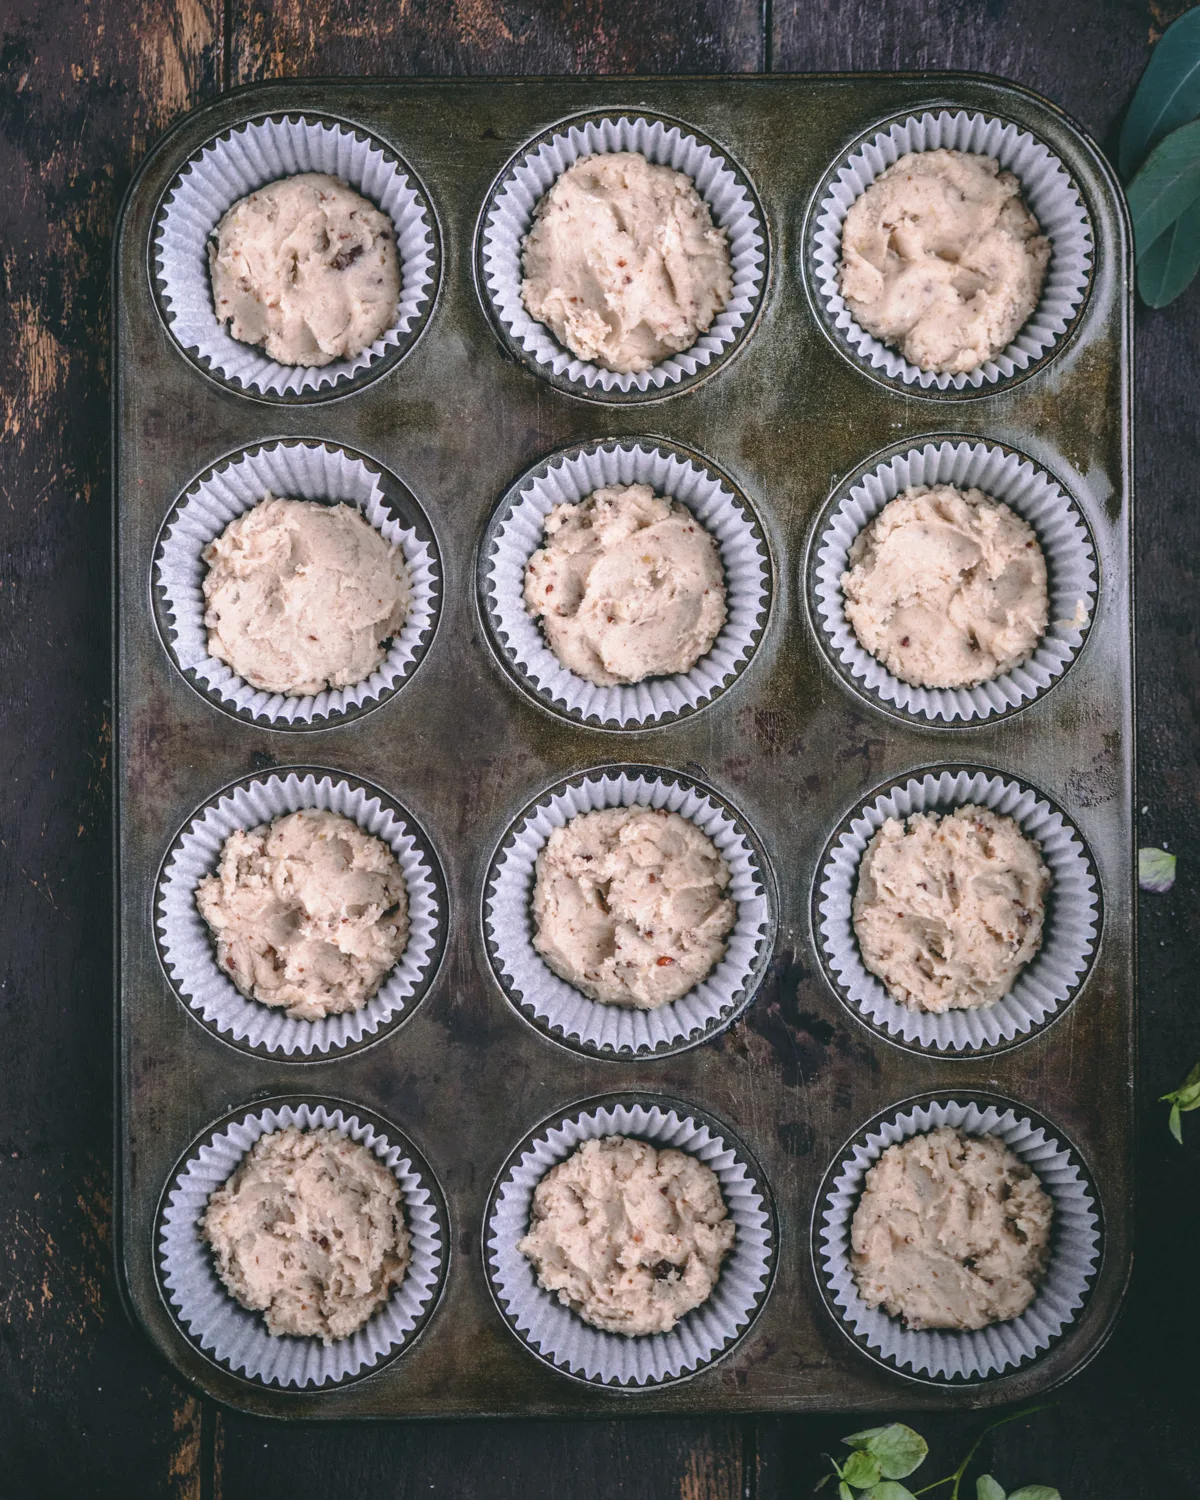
[
  {"x1": 479, "y1": 112, "x2": 767, "y2": 397},
  {"x1": 481, "y1": 440, "x2": 770, "y2": 727},
  {"x1": 154, "y1": 440, "x2": 441, "y2": 728},
  {"x1": 483, "y1": 767, "x2": 775, "y2": 1058},
  {"x1": 810, "y1": 438, "x2": 1097, "y2": 724},
  {"x1": 156, "y1": 770, "x2": 445, "y2": 1057},
  {"x1": 485, "y1": 1095, "x2": 775, "y2": 1387},
  {"x1": 815, "y1": 767, "x2": 1101, "y2": 1054},
  {"x1": 810, "y1": 109, "x2": 1093, "y2": 391},
  {"x1": 153, "y1": 114, "x2": 439, "y2": 399},
  {"x1": 813, "y1": 1095, "x2": 1102, "y2": 1382},
  {"x1": 158, "y1": 1099, "x2": 448, "y2": 1388}
]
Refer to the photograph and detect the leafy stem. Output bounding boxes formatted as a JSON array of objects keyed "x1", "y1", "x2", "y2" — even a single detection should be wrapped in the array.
[
  {"x1": 817, "y1": 1407, "x2": 1060, "y2": 1500},
  {"x1": 908, "y1": 1406, "x2": 1056, "y2": 1500}
]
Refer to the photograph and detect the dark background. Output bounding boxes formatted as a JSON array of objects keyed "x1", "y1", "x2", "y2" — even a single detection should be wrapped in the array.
[{"x1": 1, "y1": 1, "x2": 1197, "y2": 1494}]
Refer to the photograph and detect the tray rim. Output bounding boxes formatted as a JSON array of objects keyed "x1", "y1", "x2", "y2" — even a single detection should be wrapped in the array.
[{"x1": 112, "y1": 69, "x2": 1137, "y2": 1419}]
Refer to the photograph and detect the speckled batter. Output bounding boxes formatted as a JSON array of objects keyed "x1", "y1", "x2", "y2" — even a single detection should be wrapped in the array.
[
  {"x1": 520, "y1": 152, "x2": 732, "y2": 373},
  {"x1": 523, "y1": 483, "x2": 726, "y2": 686},
  {"x1": 202, "y1": 1126, "x2": 410, "y2": 1344},
  {"x1": 850, "y1": 1126, "x2": 1053, "y2": 1331},
  {"x1": 839, "y1": 150, "x2": 1050, "y2": 374},
  {"x1": 532, "y1": 806, "x2": 735, "y2": 1009},
  {"x1": 517, "y1": 1135, "x2": 736, "y2": 1335},
  {"x1": 852, "y1": 806, "x2": 1051, "y2": 1012},
  {"x1": 841, "y1": 485, "x2": 1049, "y2": 690},
  {"x1": 202, "y1": 495, "x2": 410, "y2": 698},
  {"x1": 209, "y1": 173, "x2": 400, "y2": 366},
  {"x1": 195, "y1": 808, "x2": 409, "y2": 1022}
]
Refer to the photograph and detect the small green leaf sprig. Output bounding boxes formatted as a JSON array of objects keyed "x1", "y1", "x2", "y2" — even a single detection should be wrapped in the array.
[
  {"x1": 1119, "y1": 5, "x2": 1200, "y2": 306},
  {"x1": 815, "y1": 1409, "x2": 1060, "y2": 1500},
  {"x1": 1137, "y1": 846, "x2": 1199, "y2": 1140},
  {"x1": 1162, "y1": 1060, "x2": 1200, "y2": 1144}
]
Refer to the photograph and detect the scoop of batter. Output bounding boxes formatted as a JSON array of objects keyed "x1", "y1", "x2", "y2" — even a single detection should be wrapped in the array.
[
  {"x1": 208, "y1": 172, "x2": 401, "y2": 366},
  {"x1": 853, "y1": 806, "x2": 1050, "y2": 1013},
  {"x1": 523, "y1": 483, "x2": 727, "y2": 686},
  {"x1": 839, "y1": 150, "x2": 1051, "y2": 374},
  {"x1": 841, "y1": 485, "x2": 1048, "y2": 690},
  {"x1": 850, "y1": 1126, "x2": 1053, "y2": 1331},
  {"x1": 517, "y1": 1135, "x2": 736, "y2": 1336},
  {"x1": 202, "y1": 1126, "x2": 411, "y2": 1344},
  {"x1": 520, "y1": 152, "x2": 733, "y2": 374},
  {"x1": 195, "y1": 808, "x2": 409, "y2": 1022},
  {"x1": 202, "y1": 495, "x2": 410, "y2": 697},
  {"x1": 532, "y1": 806, "x2": 735, "y2": 1009}
]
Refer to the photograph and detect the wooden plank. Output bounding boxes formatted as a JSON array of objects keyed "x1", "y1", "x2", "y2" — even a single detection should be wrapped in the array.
[
  {"x1": 771, "y1": 0, "x2": 1152, "y2": 142},
  {"x1": 0, "y1": 1, "x2": 223, "y2": 1494},
  {"x1": 228, "y1": 0, "x2": 763, "y2": 83},
  {"x1": 212, "y1": 1412, "x2": 746, "y2": 1500}
]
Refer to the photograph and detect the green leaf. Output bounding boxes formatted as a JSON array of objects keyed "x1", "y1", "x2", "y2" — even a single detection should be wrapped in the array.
[
  {"x1": 1161, "y1": 1058, "x2": 1200, "y2": 1146},
  {"x1": 1007, "y1": 1488, "x2": 1061, "y2": 1500},
  {"x1": 1120, "y1": 4, "x2": 1200, "y2": 178},
  {"x1": 842, "y1": 1426, "x2": 888, "y2": 1449},
  {"x1": 842, "y1": 1425, "x2": 928, "y2": 1479},
  {"x1": 1139, "y1": 194, "x2": 1200, "y2": 305},
  {"x1": 864, "y1": 1485, "x2": 919, "y2": 1500},
  {"x1": 871, "y1": 1426, "x2": 928, "y2": 1480},
  {"x1": 1138, "y1": 846, "x2": 1178, "y2": 891},
  {"x1": 840, "y1": 1484, "x2": 855, "y2": 1500},
  {"x1": 842, "y1": 1451, "x2": 883, "y2": 1489},
  {"x1": 1127, "y1": 118, "x2": 1200, "y2": 258},
  {"x1": 977, "y1": 1478, "x2": 1007, "y2": 1500},
  {"x1": 1171, "y1": 1080, "x2": 1200, "y2": 1109}
]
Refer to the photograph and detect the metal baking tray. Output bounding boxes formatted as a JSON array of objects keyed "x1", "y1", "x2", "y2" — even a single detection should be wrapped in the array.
[{"x1": 113, "y1": 75, "x2": 1134, "y2": 1417}]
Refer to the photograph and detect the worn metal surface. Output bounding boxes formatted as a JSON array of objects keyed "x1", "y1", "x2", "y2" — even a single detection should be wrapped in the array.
[{"x1": 114, "y1": 75, "x2": 1133, "y2": 1418}]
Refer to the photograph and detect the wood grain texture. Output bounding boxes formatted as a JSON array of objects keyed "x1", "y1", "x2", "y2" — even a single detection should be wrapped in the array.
[
  {"x1": 229, "y1": 0, "x2": 764, "y2": 83},
  {"x1": 211, "y1": 1414, "x2": 748, "y2": 1500},
  {"x1": 3, "y1": 0, "x2": 1200, "y2": 1493},
  {"x1": 0, "y1": 1, "x2": 222, "y2": 1495}
]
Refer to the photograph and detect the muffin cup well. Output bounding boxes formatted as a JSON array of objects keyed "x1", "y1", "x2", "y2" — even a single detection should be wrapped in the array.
[
  {"x1": 808, "y1": 437, "x2": 1097, "y2": 725},
  {"x1": 814, "y1": 767, "x2": 1101, "y2": 1055},
  {"x1": 480, "y1": 438, "x2": 771, "y2": 728},
  {"x1": 808, "y1": 108, "x2": 1093, "y2": 393},
  {"x1": 157, "y1": 1098, "x2": 448, "y2": 1389},
  {"x1": 812, "y1": 1093, "x2": 1102, "y2": 1383},
  {"x1": 153, "y1": 440, "x2": 441, "y2": 729},
  {"x1": 152, "y1": 113, "x2": 439, "y2": 400},
  {"x1": 483, "y1": 766, "x2": 776, "y2": 1058},
  {"x1": 155, "y1": 770, "x2": 446, "y2": 1059},
  {"x1": 485, "y1": 1093, "x2": 776, "y2": 1387},
  {"x1": 477, "y1": 111, "x2": 767, "y2": 400}
]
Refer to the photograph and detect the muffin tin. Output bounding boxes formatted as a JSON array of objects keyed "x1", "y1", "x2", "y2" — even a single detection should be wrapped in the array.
[{"x1": 114, "y1": 76, "x2": 1134, "y2": 1417}]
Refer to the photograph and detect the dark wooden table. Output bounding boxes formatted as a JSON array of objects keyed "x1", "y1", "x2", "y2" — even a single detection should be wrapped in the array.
[{"x1": 2, "y1": 1, "x2": 1197, "y2": 1494}]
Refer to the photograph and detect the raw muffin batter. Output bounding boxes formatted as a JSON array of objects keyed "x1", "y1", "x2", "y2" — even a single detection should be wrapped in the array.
[
  {"x1": 195, "y1": 808, "x2": 409, "y2": 1022},
  {"x1": 517, "y1": 1135, "x2": 736, "y2": 1335},
  {"x1": 839, "y1": 150, "x2": 1051, "y2": 374},
  {"x1": 209, "y1": 172, "x2": 401, "y2": 366},
  {"x1": 202, "y1": 495, "x2": 410, "y2": 697},
  {"x1": 532, "y1": 806, "x2": 735, "y2": 1009},
  {"x1": 520, "y1": 151, "x2": 733, "y2": 374},
  {"x1": 202, "y1": 1126, "x2": 410, "y2": 1344},
  {"x1": 853, "y1": 806, "x2": 1050, "y2": 1012},
  {"x1": 523, "y1": 483, "x2": 727, "y2": 686},
  {"x1": 850, "y1": 1126, "x2": 1053, "y2": 1330},
  {"x1": 841, "y1": 484, "x2": 1049, "y2": 690}
]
